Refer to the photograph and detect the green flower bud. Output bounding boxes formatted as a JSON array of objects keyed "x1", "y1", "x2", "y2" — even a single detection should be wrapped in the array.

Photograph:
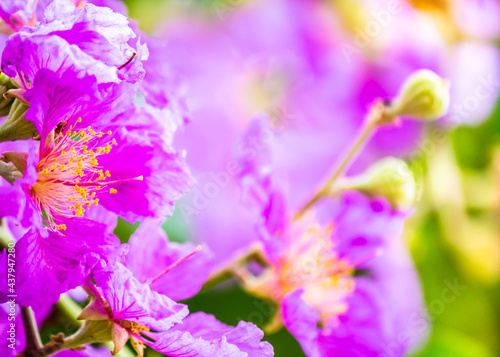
[
  {"x1": 0, "y1": 99, "x2": 37, "y2": 143},
  {"x1": 386, "y1": 69, "x2": 450, "y2": 121},
  {"x1": 340, "y1": 157, "x2": 416, "y2": 208},
  {"x1": 0, "y1": 73, "x2": 16, "y2": 117}
]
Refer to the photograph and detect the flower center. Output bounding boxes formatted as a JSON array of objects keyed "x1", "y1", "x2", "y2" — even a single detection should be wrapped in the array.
[
  {"x1": 30, "y1": 120, "x2": 141, "y2": 231},
  {"x1": 278, "y1": 223, "x2": 355, "y2": 327},
  {"x1": 116, "y1": 320, "x2": 150, "y2": 335}
]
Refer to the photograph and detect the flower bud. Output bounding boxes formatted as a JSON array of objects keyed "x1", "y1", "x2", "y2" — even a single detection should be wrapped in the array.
[
  {"x1": 386, "y1": 69, "x2": 450, "y2": 121},
  {"x1": 0, "y1": 99, "x2": 37, "y2": 143},
  {"x1": 0, "y1": 73, "x2": 16, "y2": 117},
  {"x1": 340, "y1": 157, "x2": 416, "y2": 208}
]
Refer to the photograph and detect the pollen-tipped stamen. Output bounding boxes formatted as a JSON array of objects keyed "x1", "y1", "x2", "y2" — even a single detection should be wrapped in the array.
[{"x1": 30, "y1": 122, "x2": 141, "y2": 231}]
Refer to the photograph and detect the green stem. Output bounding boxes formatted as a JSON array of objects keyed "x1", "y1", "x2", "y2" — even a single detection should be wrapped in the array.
[
  {"x1": 294, "y1": 102, "x2": 388, "y2": 219},
  {"x1": 20, "y1": 307, "x2": 43, "y2": 357},
  {"x1": 55, "y1": 294, "x2": 84, "y2": 328}
]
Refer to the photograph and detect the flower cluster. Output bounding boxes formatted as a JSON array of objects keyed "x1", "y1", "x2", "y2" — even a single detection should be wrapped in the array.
[
  {"x1": 0, "y1": 1, "x2": 272, "y2": 356},
  {"x1": 0, "y1": 0, "x2": 462, "y2": 356}
]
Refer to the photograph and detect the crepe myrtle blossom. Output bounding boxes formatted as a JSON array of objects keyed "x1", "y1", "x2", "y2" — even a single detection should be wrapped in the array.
[
  {"x1": 236, "y1": 190, "x2": 429, "y2": 356},
  {"x1": 0, "y1": 64, "x2": 194, "y2": 230},
  {"x1": 63, "y1": 223, "x2": 271, "y2": 357},
  {"x1": 222, "y1": 116, "x2": 428, "y2": 357},
  {"x1": 0, "y1": 0, "x2": 147, "y2": 105},
  {"x1": 251, "y1": 196, "x2": 427, "y2": 357},
  {"x1": 74, "y1": 260, "x2": 273, "y2": 357}
]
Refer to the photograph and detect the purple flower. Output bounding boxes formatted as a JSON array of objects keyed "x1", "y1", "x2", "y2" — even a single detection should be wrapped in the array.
[
  {"x1": 241, "y1": 188, "x2": 428, "y2": 356},
  {"x1": 78, "y1": 262, "x2": 188, "y2": 355},
  {"x1": 279, "y1": 194, "x2": 427, "y2": 357},
  {"x1": 229, "y1": 117, "x2": 429, "y2": 356},
  {"x1": 1, "y1": 0, "x2": 145, "y2": 87},
  {"x1": 75, "y1": 217, "x2": 271, "y2": 356},
  {"x1": 1, "y1": 64, "x2": 194, "y2": 230},
  {"x1": 0, "y1": 218, "x2": 123, "y2": 311},
  {"x1": 80, "y1": 260, "x2": 273, "y2": 357}
]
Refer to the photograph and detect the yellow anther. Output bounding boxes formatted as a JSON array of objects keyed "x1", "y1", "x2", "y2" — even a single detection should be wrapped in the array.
[{"x1": 109, "y1": 188, "x2": 117, "y2": 194}]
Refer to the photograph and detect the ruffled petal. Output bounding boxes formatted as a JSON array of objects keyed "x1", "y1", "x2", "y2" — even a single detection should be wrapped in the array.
[
  {"x1": 127, "y1": 219, "x2": 214, "y2": 301},
  {"x1": 93, "y1": 263, "x2": 188, "y2": 331},
  {"x1": 329, "y1": 191, "x2": 408, "y2": 265},
  {"x1": 5, "y1": 219, "x2": 122, "y2": 310},
  {"x1": 150, "y1": 312, "x2": 273, "y2": 357},
  {"x1": 1, "y1": 0, "x2": 143, "y2": 85},
  {"x1": 281, "y1": 289, "x2": 321, "y2": 357},
  {"x1": 24, "y1": 68, "x2": 97, "y2": 153},
  {"x1": 94, "y1": 123, "x2": 195, "y2": 222}
]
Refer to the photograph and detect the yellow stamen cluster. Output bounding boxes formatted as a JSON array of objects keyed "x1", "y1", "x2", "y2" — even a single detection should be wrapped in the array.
[
  {"x1": 30, "y1": 122, "x2": 119, "y2": 231},
  {"x1": 131, "y1": 339, "x2": 145, "y2": 348},
  {"x1": 278, "y1": 221, "x2": 355, "y2": 326},
  {"x1": 118, "y1": 320, "x2": 150, "y2": 334}
]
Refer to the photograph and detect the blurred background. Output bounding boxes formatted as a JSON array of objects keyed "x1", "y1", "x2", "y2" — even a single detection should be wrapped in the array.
[{"x1": 49, "y1": 0, "x2": 500, "y2": 356}]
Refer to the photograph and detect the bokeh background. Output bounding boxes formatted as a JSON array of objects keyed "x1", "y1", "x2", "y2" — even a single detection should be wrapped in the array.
[{"x1": 42, "y1": 0, "x2": 500, "y2": 356}]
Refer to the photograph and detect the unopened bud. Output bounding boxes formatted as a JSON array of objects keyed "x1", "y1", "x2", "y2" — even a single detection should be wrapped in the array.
[
  {"x1": 0, "y1": 73, "x2": 16, "y2": 117},
  {"x1": 340, "y1": 157, "x2": 416, "y2": 208},
  {"x1": 0, "y1": 99, "x2": 37, "y2": 143},
  {"x1": 386, "y1": 69, "x2": 450, "y2": 121}
]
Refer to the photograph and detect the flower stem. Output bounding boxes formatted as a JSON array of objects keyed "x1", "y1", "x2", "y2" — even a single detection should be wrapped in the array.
[
  {"x1": 294, "y1": 101, "x2": 390, "y2": 219},
  {"x1": 20, "y1": 307, "x2": 43, "y2": 357},
  {"x1": 55, "y1": 294, "x2": 83, "y2": 328}
]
